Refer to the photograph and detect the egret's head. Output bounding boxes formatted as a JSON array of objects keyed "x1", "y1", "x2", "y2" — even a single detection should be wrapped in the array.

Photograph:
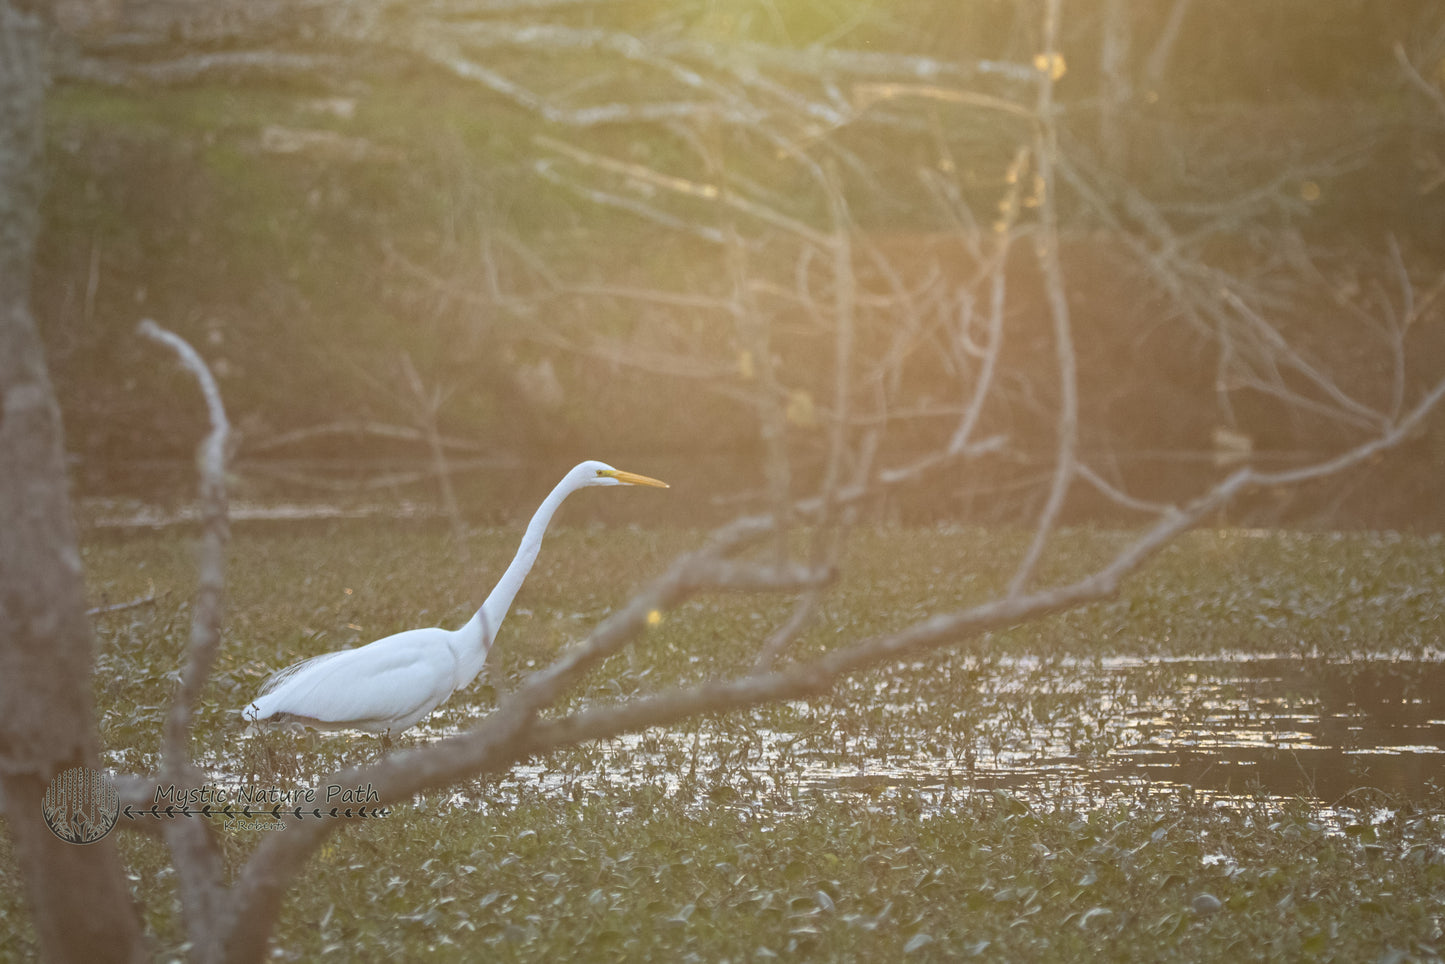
[{"x1": 575, "y1": 460, "x2": 669, "y2": 489}]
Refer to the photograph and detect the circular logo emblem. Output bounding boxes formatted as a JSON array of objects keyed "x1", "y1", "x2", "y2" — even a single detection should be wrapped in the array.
[{"x1": 41, "y1": 766, "x2": 120, "y2": 844}]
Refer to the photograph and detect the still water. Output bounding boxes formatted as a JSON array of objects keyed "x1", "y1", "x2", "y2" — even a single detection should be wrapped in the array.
[
  {"x1": 90, "y1": 485, "x2": 1443, "y2": 813},
  {"x1": 427, "y1": 652, "x2": 1445, "y2": 814}
]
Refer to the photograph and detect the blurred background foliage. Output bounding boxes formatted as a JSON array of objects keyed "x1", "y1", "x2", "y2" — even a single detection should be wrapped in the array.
[{"x1": 34, "y1": 0, "x2": 1445, "y2": 527}]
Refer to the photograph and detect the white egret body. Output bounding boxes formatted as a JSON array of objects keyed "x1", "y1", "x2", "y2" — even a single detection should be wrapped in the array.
[{"x1": 242, "y1": 461, "x2": 667, "y2": 734}]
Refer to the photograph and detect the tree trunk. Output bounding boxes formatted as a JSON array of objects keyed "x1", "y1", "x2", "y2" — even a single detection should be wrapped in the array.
[{"x1": 0, "y1": 2, "x2": 149, "y2": 960}]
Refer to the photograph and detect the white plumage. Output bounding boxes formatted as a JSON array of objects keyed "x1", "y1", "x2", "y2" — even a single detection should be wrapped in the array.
[{"x1": 242, "y1": 460, "x2": 667, "y2": 734}]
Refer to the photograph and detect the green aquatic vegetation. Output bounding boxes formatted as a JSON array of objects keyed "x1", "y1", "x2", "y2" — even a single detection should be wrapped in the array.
[
  {"x1": 3, "y1": 523, "x2": 1444, "y2": 960},
  {"x1": 25, "y1": 787, "x2": 1439, "y2": 962},
  {"x1": 68, "y1": 524, "x2": 1445, "y2": 809}
]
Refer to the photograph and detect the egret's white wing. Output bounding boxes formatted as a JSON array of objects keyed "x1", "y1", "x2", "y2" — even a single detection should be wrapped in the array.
[
  {"x1": 256, "y1": 649, "x2": 347, "y2": 698},
  {"x1": 248, "y1": 628, "x2": 459, "y2": 730}
]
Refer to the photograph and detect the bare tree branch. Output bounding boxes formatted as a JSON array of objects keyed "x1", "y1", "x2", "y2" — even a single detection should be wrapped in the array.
[
  {"x1": 399, "y1": 352, "x2": 469, "y2": 557},
  {"x1": 61, "y1": 50, "x2": 340, "y2": 85},
  {"x1": 1008, "y1": 0, "x2": 1077, "y2": 598},
  {"x1": 1142, "y1": 0, "x2": 1193, "y2": 94},
  {"x1": 139, "y1": 320, "x2": 231, "y2": 778},
  {"x1": 246, "y1": 419, "x2": 488, "y2": 455},
  {"x1": 86, "y1": 593, "x2": 159, "y2": 616},
  {"x1": 1396, "y1": 41, "x2": 1445, "y2": 120},
  {"x1": 536, "y1": 135, "x2": 832, "y2": 246},
  {"x1": 524, "y1": 374, "x2": 1445, "y2": 761},
  {"x1": 41, "y1": 6, "x2": 1445, "y2": 961},
  {"x1": 1076, "y1": 462, "x2": 1175, "y2": 516},
  {"x1": 137, "y1": 319, "x2": 234, "y2": 953}
]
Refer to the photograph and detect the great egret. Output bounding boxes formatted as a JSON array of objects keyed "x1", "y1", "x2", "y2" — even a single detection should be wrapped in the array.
[{"x1": 242, "y1": 461, "x2": 667, "y2": 735}]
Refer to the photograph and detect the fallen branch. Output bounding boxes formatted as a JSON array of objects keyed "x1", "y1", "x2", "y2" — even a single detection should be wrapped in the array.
[{"x1": 246, "y1": 419, "x2": 487, "y2": 455}]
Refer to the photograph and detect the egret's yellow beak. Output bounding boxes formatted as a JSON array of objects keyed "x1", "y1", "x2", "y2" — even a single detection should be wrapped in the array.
[{"x1": 601, "y1": 469, "x2": 669, "y2": 488}]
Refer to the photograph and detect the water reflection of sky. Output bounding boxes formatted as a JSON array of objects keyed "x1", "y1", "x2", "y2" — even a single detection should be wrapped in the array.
[
  {"x1": 163, "y1": 651, "x2": 1445, "y2": 825},
  {"x1": 581, "y1": 653, "x2": 1443, "y2": 811}
]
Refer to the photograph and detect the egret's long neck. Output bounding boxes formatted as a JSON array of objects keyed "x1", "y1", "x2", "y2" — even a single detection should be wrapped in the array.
[{"x1": 455, "y1": 475, "x2": 576, "y2": 685}]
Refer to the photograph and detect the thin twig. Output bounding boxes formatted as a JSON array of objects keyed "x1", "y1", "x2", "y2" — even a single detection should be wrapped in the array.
[
  {"x1": 535, "y1": 135, "x2": 831, "y2": 247},
  {"x1": 246, "y1": 419, "x2": 485, "y2": 455},
  {"x1": 399, "y1": 353, "x2": 469, "y2": 557},
  {"x1": 1076, "y1": 463, "x2": 1173, "y2": 516},
  {"x1": 1008, "y1": 0, "x2": 1077, "y2": 598},
  {"x1": 86, "y1": 594, "x2": 158, "y2": 617},
  {"x1": 136, "y1": 318, "x2": 232, "y2": 950},
  {"x1": 138, "y1": 319, "x2": 230, "y2": 777},
  {"x1": 1396, "y1": 41, "x2": 1445, "y2": 119},
  {"x1": 531, "y1": 372, "x2": 1445, "y2": 753}
]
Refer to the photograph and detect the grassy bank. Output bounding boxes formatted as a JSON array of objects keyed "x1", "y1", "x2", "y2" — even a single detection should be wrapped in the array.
[{"x1": 2, "y1": 524, "x2": 1444, "y2": 960}]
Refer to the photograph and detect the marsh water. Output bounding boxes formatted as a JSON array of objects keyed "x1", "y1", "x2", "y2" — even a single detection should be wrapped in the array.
[
  {"x1": 417, "y1": 651, "x2": 1445, "y2": 816},
  {"x1": 89, "y1": 490, "x2": 1445, "y2": 815},
  {"x1": 873, "y1": 652, "x2": 1445, "y2": 805}
]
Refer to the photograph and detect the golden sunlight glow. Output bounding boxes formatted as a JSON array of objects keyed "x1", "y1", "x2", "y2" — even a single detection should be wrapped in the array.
[
  {"x1": 785, "y1": 389, "x2": 816, "y2": 428},
  {"x1": 738, "y1": 350, "x2": 755, "y2": 381},
  {"x1": 1033, "y1": 52, "x2": 1067, "y2": 81}
]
